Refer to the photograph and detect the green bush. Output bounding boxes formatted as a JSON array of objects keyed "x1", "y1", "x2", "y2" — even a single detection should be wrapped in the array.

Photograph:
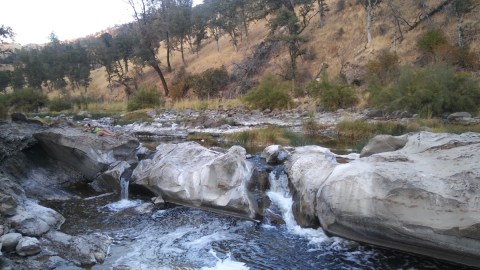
[
  {"x1": 71, "y1": 95, "x2": 92, "y2": 110},
  {"x1": 243, "y1": 75, "x2": 292, "y2": 110},
  {"x1": 367, "y1": 49, "x2": 399, "y2": 85},
  {"x1": 307, "y1": 73, "x2": 358, "y2": 111},
  {"x1": 7, "y1": 88, "x2": 48, "y2": 113},
  {"x1": 127, "y1": 86, "x2": 163, "y2": 111},
  {"x1": 368, "y1": 64, "x2": 480, "y2": 117},
  {"x1": 188, "y1": 66, "x2": 229, "y2": 99},
  {"x1": 417, "y1": 29, "x2": 448, "y2": 62},
  {"x1": 49, "y1": 97, "x2": 73, "y2": 112}
]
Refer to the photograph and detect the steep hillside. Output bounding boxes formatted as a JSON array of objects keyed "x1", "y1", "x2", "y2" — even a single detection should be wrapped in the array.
[{"x1": 79, "y1": 0, "x2": 480, "y2": 102}]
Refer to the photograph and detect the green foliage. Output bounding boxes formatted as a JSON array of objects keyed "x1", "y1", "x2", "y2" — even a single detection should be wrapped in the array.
[
  {"x1": 243, "y1": 75, "x2": 293, "y2": 110},
  {"x1": 187, "y1": 66, "x2": 229, "y2": 99},
  {"x1": 368, "y1": 65, "x2": 480, "y2": 117},
  {"x1": 71, "y1": 95, "x2": 92, "y2": 110},
  {"x1": 127, "y1": 86, "x2": 163, "y2": 111},
  {"x1": 48, "y1": 97, "x2": 73, "y2": 112},
  {"x1": 307, "y1": 73, "x2": 358, "y2": 111},
  {"x1": 7, "y1": 88, "x2": 48, "y2": 113},
  {"x1": 0, "y1": 70, "x2": 10, "y2": 92},
  {"x1": 417, "y1": 29, "x2": 448, "y2": 62}
]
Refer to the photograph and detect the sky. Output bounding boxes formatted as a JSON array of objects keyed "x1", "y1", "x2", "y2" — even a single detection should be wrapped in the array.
[{"x1": 1, "y1": 0, "x2": 203, "y2": 45}]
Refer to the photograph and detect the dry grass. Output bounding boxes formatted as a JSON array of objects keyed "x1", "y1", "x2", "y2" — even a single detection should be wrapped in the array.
[
  {"x1": 169, "y1": 98, "x2": 244, "y2": 111},
  {"x1": 78, "y1": 0, "x2": 479, "y2": 107}
]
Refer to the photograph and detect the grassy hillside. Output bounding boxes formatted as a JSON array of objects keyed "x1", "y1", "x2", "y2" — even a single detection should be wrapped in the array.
[{"x1": 36, "y1": 0, "x2": 480, "y2": 105}]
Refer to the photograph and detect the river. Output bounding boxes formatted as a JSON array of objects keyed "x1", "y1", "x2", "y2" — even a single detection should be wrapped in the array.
[{"x1": 43, "y1": 154, "x2": 472, "y2": 270}]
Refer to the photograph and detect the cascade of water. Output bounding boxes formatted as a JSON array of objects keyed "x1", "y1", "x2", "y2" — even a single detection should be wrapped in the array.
[
  {"x1": 266, "y1": 168, "x2": 327, "y2": 245},
  {"x1": 120, "y1": 175, "x2": 129, "y2": 200}
]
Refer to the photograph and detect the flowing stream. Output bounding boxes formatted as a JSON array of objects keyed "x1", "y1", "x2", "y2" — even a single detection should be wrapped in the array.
[{"x1": 43, "y1": 155, "x2": 472, "y2": 270}]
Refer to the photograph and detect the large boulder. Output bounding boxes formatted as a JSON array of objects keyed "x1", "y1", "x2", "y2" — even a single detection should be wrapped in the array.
[
  {"x1": 360, "y1": 134, "x2": 408, "y2": 157},
  {"x1": 34, "y1": 128, "x2": 139, "y2": 179},
  {"x1": 261, "y1": 145, "x2": 290, "y2": 164},
  {"x1": 9, "y1": 200, "x2": 65, "y2": 237},
  {"x1": 317, "y1": 132, "x2": 480, "y2": 267},
  {"x1": 16, "y1": 236, "x2": 41, "y2": 256},
  {"x1": 0, "y1": 122, "x2": 42, "y2": 163},
  {"x1": 132, "y1": 142, "x2": 259, "y2": 219},
  {"x1": 285, "y1": 146, "x2": 338, "y2": 227},
  {"x1": 42, "y1": 231, "x2": 112, "y2": 266}
]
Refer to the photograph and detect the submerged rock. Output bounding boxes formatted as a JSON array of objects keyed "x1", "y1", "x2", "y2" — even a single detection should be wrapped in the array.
[
  {"x1": 317, "y1": 132, "x2": 480, "y2": 267},
  {"x1": 132, "y1": 142, "x2": 259, "y2": 219}
]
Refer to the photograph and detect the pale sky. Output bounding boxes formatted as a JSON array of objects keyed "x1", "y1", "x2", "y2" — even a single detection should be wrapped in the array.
[{"x1": 1, "y1": 0, "x2": 203, "y2": 45}]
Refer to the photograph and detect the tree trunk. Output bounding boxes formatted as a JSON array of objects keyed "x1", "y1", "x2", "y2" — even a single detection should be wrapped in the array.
[
  {"x1": 180, "y1": 37, "x2": 186, "y2": 66},
  {"x1": 366, "y1": 0, "x2": 372, "y2": 44},
  {"x1": 455, "y1": 7, "x2": 464, "y2": 47},
  {"x1": 151, "y1": 63, "x2": 169, "y2": 97},
  {"x1": 124, "y1": 57, "x2": 129, "y2": 73},
  {"x1": 166, "y1": 31, "x2": 172, "y2": 72},
  {"x1": 318, "y1": 0, "x2": 325, "y2": 28}
]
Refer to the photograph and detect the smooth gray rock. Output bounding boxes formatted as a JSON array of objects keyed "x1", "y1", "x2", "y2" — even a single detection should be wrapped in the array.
[
  {"x1": 43, "y1": 231, "x2": 112, "y2": 266},
  {"x1": 261, "y1": 145, "x2": 289, "y2": 164},
  {"x1": 360, "y1": 134, "x2": 408, "y2": 157},
  {"x1": 16, "y1": 237, "x2": 41, "y2": 256},
  {"x1": 0, "y1": 233, "x2": 22, "y2": 252},
  {"x1": 317, "y1": 132, "x2": 480, "y2": 267},
  {"x1": 91, "y1": 161, "x2": 131, "y2": 193},
  {"x1": 9, "y1": 200, "x2": 65, "y2": 237},
  {"x1": 34, "y1": 128, "x2": 139, "y2": 179},
  {"x1": 285, "y1": 146, "x2": 338, "y2": 227},
  {"x1": 132, "y1": 142, "x2": 258, "y2": 219}
]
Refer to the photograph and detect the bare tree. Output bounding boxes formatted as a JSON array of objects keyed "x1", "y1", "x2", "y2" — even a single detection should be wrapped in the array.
[{"x1": 358, "y1": 0, "x2": 381, "y2": 44}]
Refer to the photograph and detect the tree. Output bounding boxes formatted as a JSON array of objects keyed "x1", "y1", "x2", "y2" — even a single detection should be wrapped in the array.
[
  {"x1": 0, "y1": 71, "x2": 10, "y2": 92},
  {"x1": 358, "y1": 0, "x2": 381, "y2": 44},
  {"x1": 449, "y1": 0, "x2": 475, "y2": 47},
  {"x1": 169, "y1": 0, "x2": 193, "y2": 65},
  {"x1": 127, "y1": 0, "x2": 170, "y2": 96},
  {"x1": 269, "y1": 3, "x2": 316, "y2": 82},
  {"x1": 0, "y1": 25, "x2": 14, "y2": 55}
]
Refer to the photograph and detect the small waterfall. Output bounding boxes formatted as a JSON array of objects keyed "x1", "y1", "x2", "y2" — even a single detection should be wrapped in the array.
[
  {"x1": 266, "y1": 168, "x2": 327, "y2": 245},
  {"x1": 120, "y1": 175, "x2": 129, "y2": 200}
]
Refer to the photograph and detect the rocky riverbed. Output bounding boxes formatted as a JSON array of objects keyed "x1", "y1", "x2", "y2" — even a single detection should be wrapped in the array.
[{"x1": 0, "y1": 110, "x2": 479, "y2": 269}]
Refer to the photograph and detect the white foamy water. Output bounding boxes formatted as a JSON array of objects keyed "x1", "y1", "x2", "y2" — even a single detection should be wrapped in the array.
[
  {"x1": 101, "y1": 199, "x2": 143, "y2": 212},
  {"x1": 107, "y1": 217, "x2": 251, "y2": 270},
  {"x1": 200, "y1": 250, "x2": 249, "y2": 270},
  {"x1": 266, "y1": 170, "x2": 329, "y2": 247}
]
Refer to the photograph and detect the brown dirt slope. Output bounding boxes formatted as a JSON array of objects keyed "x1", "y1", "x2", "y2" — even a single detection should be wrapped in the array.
[{"x1": 85, "y1": 0, "x2": 480, "y2": 101}]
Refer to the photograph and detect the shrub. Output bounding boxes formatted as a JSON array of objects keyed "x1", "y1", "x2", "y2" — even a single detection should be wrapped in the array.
[
  {"x1": 417, "y1": 29, "x2": 448, "y2": 62},
  {"x1": 127, "y1": 86, "x2": 163, "y2": 111},
  {"x1": 7, "y1": 88, "x2": 48, "y2": 113},
  {"x1": 367, "y1": 49, "x2": 399, "y2": 85},
  {"x1": 243, "y1": 75, "x2": 293, "y2": 110},
  {"x1": 71, "y1": 95, "x2": 92, "y2": 110},
  {"x1": 49, "y1": 97, "x2": 73, "y2": 112},
  {"x1": 188, "y1": 66, "x2": 229, "y2": 99},
  {"x1": 368, "y1": 65, "x2": 480, "y2": 117},
  {"x1": 307, "y1": 73, "x2": 358, "y2": 111}
]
